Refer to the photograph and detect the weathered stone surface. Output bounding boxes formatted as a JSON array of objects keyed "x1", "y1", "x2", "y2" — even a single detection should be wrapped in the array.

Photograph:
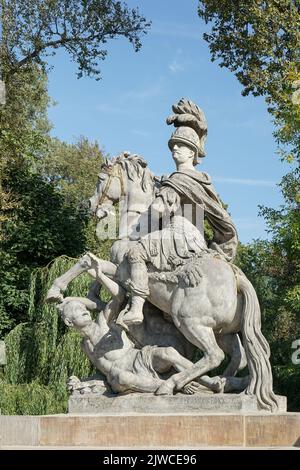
[
  {"x1": 68, "y1": 392, "x2": 287, "y2": 415},
  {"x1": 0, "y1": 341, "x2": 6, "y2": 365},
  {"x1": 0, "y1": 342, "x2": 7, "y2": 414},
  {"x1": 1, "y1": 412, "x2": 299, "y2": 448},
  {"x1": 40, "y1": 414, "x2": 244, "y2": 447},
  {"x1": 0, "y1": 81, "x2": 6, "y2": 105},
  {"x1": 245, "y1": 413, "x2": 300, "y2": 447},
  {"x1": 0, "y1": 416, "x2": 40, "y2": 446}
]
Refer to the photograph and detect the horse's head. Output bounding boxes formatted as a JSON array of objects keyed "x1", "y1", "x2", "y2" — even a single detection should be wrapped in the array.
[
  {"x1": 89, "y1": 156, "x2": 126, "y2": 220},
  {"x1": 90, "y1": 151, "x2": 155, "y2": 215}
]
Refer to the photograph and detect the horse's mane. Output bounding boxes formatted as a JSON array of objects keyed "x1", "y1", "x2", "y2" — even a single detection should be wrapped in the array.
[{"x1": 102, "y1": 152, "x2": 155, "y2": 193}]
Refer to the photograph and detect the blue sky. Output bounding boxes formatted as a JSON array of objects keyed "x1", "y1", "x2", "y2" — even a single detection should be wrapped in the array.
[{"x1": 47, "y1": 0, "x2": 289, "y2": 243}]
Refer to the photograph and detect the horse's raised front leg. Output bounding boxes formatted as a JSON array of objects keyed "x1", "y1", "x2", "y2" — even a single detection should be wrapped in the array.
[
  {"x1": 156, "y1": 322, "x2": 225, "y2": 395},
  {"x1": 46, "y1": 258, "x2": 90, "y2": 303},
  {"x1": 46, "y1": 252, "x2": 117, "y2": 303}
]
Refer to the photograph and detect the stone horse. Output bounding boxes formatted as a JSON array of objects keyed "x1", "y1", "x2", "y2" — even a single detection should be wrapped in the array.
[{"x1": 51, "y1": 153, "x2": 279, "y2": 411}]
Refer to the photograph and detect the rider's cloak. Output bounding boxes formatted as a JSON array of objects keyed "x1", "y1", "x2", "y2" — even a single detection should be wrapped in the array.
[{"x1": 160, "y1": 169, "x2": 238, "y2": 262}]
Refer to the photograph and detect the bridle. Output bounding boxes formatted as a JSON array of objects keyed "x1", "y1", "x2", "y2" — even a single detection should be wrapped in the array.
[{"x1": 97, "y1": 163, "x2": 126, "y2": 207}]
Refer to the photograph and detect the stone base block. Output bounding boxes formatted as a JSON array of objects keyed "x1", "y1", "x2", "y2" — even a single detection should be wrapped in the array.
[
  {"x1": 68, "y1": 392, "x2": 287, "y2": 415},
  {"x1": 0, "y1": 412, "x2": 300, "y2": 448}
]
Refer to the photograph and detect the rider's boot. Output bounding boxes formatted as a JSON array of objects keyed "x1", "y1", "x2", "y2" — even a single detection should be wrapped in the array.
[
  {"x1": 122, "y1": 255, "x2": 149, "y2": 326},
  {"x1": 122, "y1": 295, "x2": 145, "y2": 326}
]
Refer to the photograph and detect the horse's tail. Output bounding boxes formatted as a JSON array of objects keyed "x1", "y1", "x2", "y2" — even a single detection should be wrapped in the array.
[{"x1": 237, "y1": 271, "x2": 279, "y2": 412}]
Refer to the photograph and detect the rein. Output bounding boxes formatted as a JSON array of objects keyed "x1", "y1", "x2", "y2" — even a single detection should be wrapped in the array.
[{"x1": 98, "y1": 164, "x2": 126, "y2": 206}]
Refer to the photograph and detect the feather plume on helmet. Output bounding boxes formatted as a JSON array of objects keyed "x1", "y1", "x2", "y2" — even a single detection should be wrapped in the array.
[{"x1": 167, "y1": 98, "x2": 208, "y2": 163}]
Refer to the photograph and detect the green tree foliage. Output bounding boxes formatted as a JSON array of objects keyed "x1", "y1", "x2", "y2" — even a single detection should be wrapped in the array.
[
  {"x1": 276, "y1": 70, "x2": 300, "y2": 164},
  {"x1": 0, "y1": 0, "x2": 150, "y2": 80},
  {"x1": 0, "y1": 256, "x2": 97, "y2": 414},
  {"x1": 236, "y1": 187, "x2": 300, "y2": 410},
  {"x1": 0, "y1": 381, "x2": 63, "y2": 415},
  {"x1": 40, "y1": 137, "x2": 106, "y2": 205},
  {"x1": 0, "y1": 60, "x2": 105, "y2": 339},
  {"x1": 0, "y1": 66, "x2": 51, "y2": 234},
  {"x1": 198, "y1": 1, "x2": 300, "y2": 162},
  {"x1": 259, "y1": 170, "x2": 300, "y2": 350},
  {"x1": 0, "y1": 135, "x2": 105, "y2": 337},
  {"x1": 0, "y1": 63, "x2": 52, "y2": 336},
  {"x1": 198, "y1": 1, "x2": 300, "y2": 102},
  {"x1": 0, "y1": 170, "x2": 86, "y2": 333}
]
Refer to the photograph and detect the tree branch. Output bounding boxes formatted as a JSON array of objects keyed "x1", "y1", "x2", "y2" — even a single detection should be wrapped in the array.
[
  {"x1": 8, "y1": 26, "x2": 132, "y2": 77},
  {"x1": 9, "y1": 34, "x2": 93, "y2": 76}
]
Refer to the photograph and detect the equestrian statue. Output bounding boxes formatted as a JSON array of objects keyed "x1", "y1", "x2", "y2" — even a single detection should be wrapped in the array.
[{"x1": 46, "y1": 98, "x2": 279, "y2": 412}]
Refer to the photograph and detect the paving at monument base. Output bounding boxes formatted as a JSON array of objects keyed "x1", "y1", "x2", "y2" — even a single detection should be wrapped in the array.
[{"x1": 1, "y1": 411, "x2": 300, "y2": 448}]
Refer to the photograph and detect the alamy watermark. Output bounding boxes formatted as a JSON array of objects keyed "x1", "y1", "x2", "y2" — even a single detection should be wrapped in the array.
[
  {"x1": 0, "y1": 80, "x2": 6, "y2": 105},
  {"x1": 94, "y1": 197, "x2": 205, "y2": 242},
  {"x1": 291, "y1": 80, "x2": 300, "y2": 105},
  {"x1": 291, "y1": 339, "x2": 300, "y2": 365}
]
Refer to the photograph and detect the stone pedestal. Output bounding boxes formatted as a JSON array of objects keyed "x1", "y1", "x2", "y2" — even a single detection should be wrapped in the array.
[
  {"x1": 0, "y1": 341, "x2": 6, "y2": 415},
  {"x1": 68, "y1": 392, "x2": 287, "y2": 415},
  {"x1": 0, "y1": 341, "x2": 6, "y2": 366},
  {"x1": 0, "y1": 412, "x2": 299, "y2": 448}
]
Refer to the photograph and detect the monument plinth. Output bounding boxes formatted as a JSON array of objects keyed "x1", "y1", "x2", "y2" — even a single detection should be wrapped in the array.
[
  {"x1": 68, "y1": 392, "x2": 287, "y2": 415},
  {"x1": 0, "y1": 411, "x2": 299, "y2": 448}
]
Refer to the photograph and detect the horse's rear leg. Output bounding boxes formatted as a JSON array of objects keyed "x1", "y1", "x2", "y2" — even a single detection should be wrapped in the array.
[
  {"x1": 217, "y1": 333, "x2": 247, "y2": 377},
  {"x1": 156, "y1": 323, "x2": 225, "y2": 395},
  {"x1": 213, "y1": 333, "x2": 249, "y2": 393},
  {"x1": 152, "y1": 347, "x2": 225, "y2": 393}
]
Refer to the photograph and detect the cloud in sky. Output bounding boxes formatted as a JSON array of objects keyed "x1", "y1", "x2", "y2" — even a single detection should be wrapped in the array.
[
  {"x1": 213, "y1": 176, "x2": 277, "y2": 187},
  {"x1": 96, "y1": 80, "x2": 164, "y2": 115},
  {"x1": 169, "y1": 60, "x2": 184, "y2": 74},
  {"x1": 151, "y1": 22, "x2": 202, "y2": 41},
  {"x1": 124, "y1": 80, "x2": 164, "y2": 101}
]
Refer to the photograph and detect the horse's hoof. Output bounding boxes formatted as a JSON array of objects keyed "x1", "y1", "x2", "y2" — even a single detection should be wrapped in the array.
[
  {"x1": 45, "y1": 287, "x2": 63, "y2": 303},
  {"x1": 211, "y1": 376, "x2": 226, "y2": 393},
  {"x1": 88, "y1": 252, "x2": 100, "y2": 266},
  {"x1": 79, "y1": 254, "x2": 92, "y2": 268}
]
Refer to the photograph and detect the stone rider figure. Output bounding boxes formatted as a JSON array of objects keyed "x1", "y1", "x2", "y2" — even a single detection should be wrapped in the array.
[{"x1": 120, "y1": 98, "x2": 238, "y2": 327}]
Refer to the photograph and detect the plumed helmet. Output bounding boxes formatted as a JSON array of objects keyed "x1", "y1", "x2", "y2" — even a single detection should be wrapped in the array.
[
  {"x1": 168, "y1": 126, "x2": 201, "y2": 159},
  {"x1": 167, "y1": 98, "x2": 207, "y2": 164}
]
